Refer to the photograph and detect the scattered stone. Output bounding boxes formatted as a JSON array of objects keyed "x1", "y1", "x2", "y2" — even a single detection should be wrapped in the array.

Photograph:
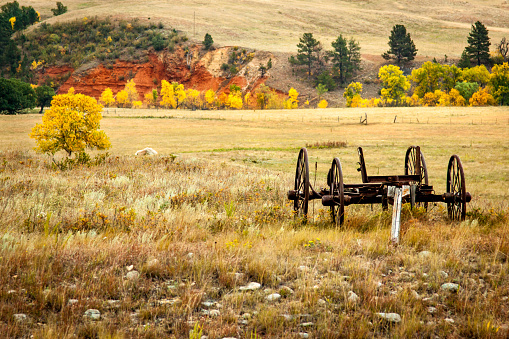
[
  {"x1": 422, "y1": 273, "x2": 429, "y2": 278},
  {"x1": 135, "y1": 147, "x2": 158, "y2": 156},
  {"x1": 441, "y1": 283, "x2": 459, "y2": 293},
  {"x1": 279, "y1": 286, "x2": 294, "y2": 296},
  {"x1": 84, "y1": 309, "x2": 101, "y2": 320},
  {"x1": 444, "y1": 318, "x2": 455, "y2": 324},
  {"x1": 201, "y1": 301, "x2": 215, "y2": 308},
  {"x1": 265, "y1": 293, "x2": 281, "y2": 302},
  {"x1": 68, "y1": 299, "x2": 79, "y2": 306},
  {"x1": 502, "y1": 296, "x2": 509, "y2": 301},
  {"x1": 200, "y1": 336, "x2": 208, "y2": 339},
  {"x1": 419, "y1": 251, "x2": 432, "y2": 258},
  {"x1": 146, "y1": 258, "x2": 160, "y2": 269},
  {"x1": 187, "y1": 253, "x2": 194, "y2": 259},
  {"x1": 347, "y1": 291, "x2": 359, "y2": 304},
  {"x1": 281, "y1": 314, "x2": 294, "y2": 321},
  {"x1": 428, "y1": 307, "x2": 437, "y2": 314},
  {"x1": 7, "y1": 290, "x2": 16, "y2": 294},
  {"x1": 300, "y1": 322, "x2": 314, "y2": 327},
  {"x1": 13, "y1": 313, "x2": 28, "y2": 323},
  {"x1": 130, "y1": 312, "x2": 139, "y2": 324},
  {"x1": 126, "y1": 270, "x2": 140, "y2": 281},
  {"x1": 107, "y1": 300, "x2": 121, "y2": 308},
  {"x1": 298, "y1": 333, "x2": 309, "y2": 338},
  {"x1": 317, "y1": 298, "x2": 327, "y2": 306},
  {"x1": 375, "y1": 282, "x2": 383, "y2": 289},
  {"x1": 298, "y1": 266, "x2": 309, "y2": 271},
  {"x1": 126, "y1": 265, "x2": 134, "y2": 271},
  {"x1": 158, "y1": 298, "x2": 181, "y2": 306},
  {"x1": 439, "y1": 271, "x2": 449, "y2": 279},
  {"x1": 209, "y1": 309, "x2": 221, "y2": 317},
  {"x1": 239, "y1": 319, "x2": 249, "y2": 325},
  {"x1": 376, "y1": 313, "x2": 402, "y2": 323},
  {"x1": 411, "y1": 290, "x2": 421, "y2": 299},
  {"x1": 239, "y1": 282, "x2": 261, "y2": 291},
  {"x1": 241, "y1": 313, "x2": 251, "y2": 319}
]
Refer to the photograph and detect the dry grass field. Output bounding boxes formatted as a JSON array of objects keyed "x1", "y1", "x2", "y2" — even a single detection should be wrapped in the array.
[
  {"x1": 19, "y1": 0, "x2": 509, "y2": 57},
  {"x1": 0, "y1": 107, "x2": 508, "y2": 338}
]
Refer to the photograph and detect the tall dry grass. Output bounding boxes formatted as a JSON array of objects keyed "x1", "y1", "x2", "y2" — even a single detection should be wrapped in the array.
[{"x1": 0, "y1": 107, "x2": 508, "y2": 337}]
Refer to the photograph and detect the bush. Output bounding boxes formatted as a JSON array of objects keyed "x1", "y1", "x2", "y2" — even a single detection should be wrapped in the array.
[
  {"x1": 0, "y1": 78, "x2": 36, "y2": 114},
  {"x1": 51, "y1": 2, "x2": 67, "y2": 16}
]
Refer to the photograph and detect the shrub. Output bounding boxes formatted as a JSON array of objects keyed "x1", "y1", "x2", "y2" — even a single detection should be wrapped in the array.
[{"x1": 0, "y1": 78, "x2": 36, "y2": 114}]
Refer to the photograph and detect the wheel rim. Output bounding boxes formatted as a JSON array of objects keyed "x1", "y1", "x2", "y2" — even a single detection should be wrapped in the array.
[
  {"x1": 329, "y1": 157, "x2": 345, "y2": 226},
  {"x1": 405, "y1": 146, "x2": 429, "y2": 210},
  {"x1": 447, "y1": 155, "x2": 466, "y2": 221},
  {"x1": 294, "y1": 148, "x2": 309, "y2": 220}
]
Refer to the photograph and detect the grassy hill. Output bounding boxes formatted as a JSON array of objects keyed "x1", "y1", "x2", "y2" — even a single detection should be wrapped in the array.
[{"x1": 27, "y1": 0, "x2": 509, "y2": 58}]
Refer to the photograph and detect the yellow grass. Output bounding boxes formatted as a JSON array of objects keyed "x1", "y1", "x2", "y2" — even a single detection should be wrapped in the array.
[
  {"x1": 1, "y1": 107, "x2": 508, "y2": 338},
  {"x1": 25, "y1": 0, "x2": 509, "y2": 56}
]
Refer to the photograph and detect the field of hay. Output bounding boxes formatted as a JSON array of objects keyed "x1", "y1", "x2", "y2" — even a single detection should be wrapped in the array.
[{"x1": 1, "y1": 107, "x2": 508, "y2": 338}]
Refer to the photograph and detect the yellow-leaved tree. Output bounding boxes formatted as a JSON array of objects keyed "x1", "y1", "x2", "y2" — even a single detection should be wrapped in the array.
[
  {"x1": 100, "y1": 88, "x2": 115, "y2": 107},
  {"x1": 285, "y1": 87, "x2": 299, "y2": 109},
  {"x1": 116, "y1": 90, "x2": 129, "y2": 108},
  {"x1": 30, "y1": 88, "x2": 111, "y2": 158},
  {"x1": 160, "y1": 80, "x2": 175, "y2": 108},
  {"x1": 343, "y1": 82, "x2": 363, "y2": 107},
  {"x1": 318, "y1": 99, "x2": 328, "y2": 108},
  {"x1": 205, "y1": 89, "x2": 216, "y2": 109},
  {"x1": 124, "y1": 79, "x2": 139, "y2": 103},
  {"x1": 185, "y1": 89, "x2": 202, "y2": 109}
]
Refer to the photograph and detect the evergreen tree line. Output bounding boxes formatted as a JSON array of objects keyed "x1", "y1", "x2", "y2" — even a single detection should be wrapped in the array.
[{"x1": 291, "y1": 21, "x2": 508, "y2": 95}]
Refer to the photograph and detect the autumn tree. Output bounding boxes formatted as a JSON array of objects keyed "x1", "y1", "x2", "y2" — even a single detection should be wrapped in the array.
[
  {"x1": 465, "y1": 21, "x2": 491, "y2": 66},
  {"x1": 100, "y1": 88, "x2": 115, "y2": 107},
  {"x1": 409, "y1": 62, "x2": 462, "y2": 98},
  {"x1": 489, "y1": 62, "x2": 509, "y2": 105},
  {"x1": 461, "y1": 65, "x2": 490, "y2": 87},
  {"x1": 378, "y1": 65, "x2": 410, "y2": 106},
  {"x1": 343, "y1": 82, "x2": 363, "y2": 107},
  {"x1": 35, "y1": 85, "x2": 55, "y2": 113},
  {"x1": 30, "y1": 88, "x2": 111, "y2": 157},
  {"x1": 330, "y1": 35, "x2": 361, "y2": 85},
  {"x1": 294, "y1": 33, "x2": 322, "y2": 78},
  {"x1": 124, "y1": 79, "x2": 139, "y2": 103},
  {"x1": 382, "y1": 24, "x2": 417, "y2": 64},
  {"x1": 116, "y1": 90, "x2": 129, "y2": 108},
  {"x1": 205, "y1": 89, "x2": 216, "y2": 109},
  {"x1": 469, "y1": 88, "x2": 495, "y2": 106},
  {"x1": 285, "y1": 87, "x2": 299, "y2": 109},
  {"x1": 144, "y1": 89, "x2": 158, "y2": 108}
]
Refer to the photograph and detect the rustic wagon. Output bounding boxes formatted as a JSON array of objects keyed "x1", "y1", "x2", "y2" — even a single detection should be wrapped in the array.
[{"x1": 287, "y1": 146, "x2": 472, "y2": 227}]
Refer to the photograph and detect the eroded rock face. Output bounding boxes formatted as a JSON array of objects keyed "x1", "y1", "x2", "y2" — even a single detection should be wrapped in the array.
[{"x1": 42, "y1": 47, "x2": 274, "y2": 101}]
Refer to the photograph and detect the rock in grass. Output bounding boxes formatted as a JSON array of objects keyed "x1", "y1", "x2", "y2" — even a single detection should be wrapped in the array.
[
  {"x1": 376, "y1": 312, "x2": 402, "y2": 323},
  {"x1": 441, "y1": 283, "x2": 459, "y2": 293},
  {"x1": 239, "y1": 282, "x2": 261, "y2": 291},
  {"x1": 347, "y1": 291, "x2": 359, "y2": 304},
  {"x1": 265, "y1": 293, "x2": 281, "y2": 302},
  {"x1": 84, "y1": 309, "x2": 101, "y2": 320},
  {"x1": 279, "y1": 286, "x2": 294, "y2": 296},
  {"x1": 13, "y1": 313, "x2": 28, "y2": 323},
  {"x1": 126, "y1": 270, "x2": 140, "y2": 281},
  {"x1": 68, "y1": 299, "x2": 79, "y2": 306},
  {"x1": 298, "y1": 333, "x2": 309, "y2": 338},
  {"x1": 418, "y1": 250, "x2": 432, "y2": 258}
]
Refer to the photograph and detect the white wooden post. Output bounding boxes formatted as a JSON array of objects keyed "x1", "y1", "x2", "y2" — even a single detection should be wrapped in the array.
[{"x1": 391, "y1": 187, "x2": 403, "y2": 244}]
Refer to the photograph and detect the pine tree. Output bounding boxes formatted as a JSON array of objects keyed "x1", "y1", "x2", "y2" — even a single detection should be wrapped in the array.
[
  {"x1": 296, "y1": 33, "x2": 321, "y2": 78},
  {"x1": 203, "y1": 33, "x2": 213, "y2": 50},
  {"x1": 330, "y1": 35, "x2": 361, "y2": 85},
  {"x1": 382, "y1": 24, "x2": 417, "y2": 64},
  {"x1": 465, "y1": 21, "x2": 491, "y2": 66}
]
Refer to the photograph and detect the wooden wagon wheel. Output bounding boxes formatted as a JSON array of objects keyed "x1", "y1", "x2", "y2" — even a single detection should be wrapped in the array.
[
  {"x1": 447, "y1": 155, "x2": 467, "y2": 221},
  {"x1": 329, "y1": 157, "x2": 345, "y2": 226},
  {"x1": 294, "y1": 148, "x2": 310, "y2": 221},
  {"x1": 405, "y1": 146, "x2": 429, "y2": 210}
]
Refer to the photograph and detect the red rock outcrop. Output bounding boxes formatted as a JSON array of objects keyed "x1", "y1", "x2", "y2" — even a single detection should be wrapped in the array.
[{"x1": 40, "y1": 47, "x2": 275, "y2": 100}]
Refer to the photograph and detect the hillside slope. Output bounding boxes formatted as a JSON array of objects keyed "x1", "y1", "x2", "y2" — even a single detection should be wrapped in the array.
[{"x1": 27, "y1": 0, "x2": 509, "y2": 57}]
